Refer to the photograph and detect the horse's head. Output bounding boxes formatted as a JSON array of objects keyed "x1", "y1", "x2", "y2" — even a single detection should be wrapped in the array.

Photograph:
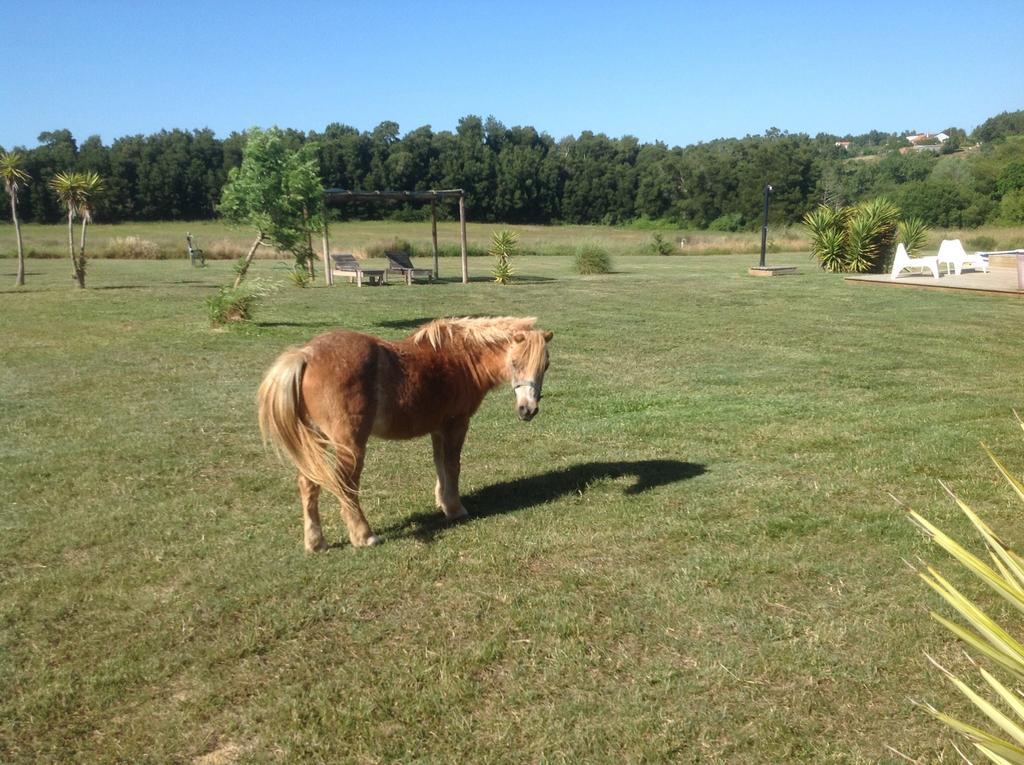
[{"x1": 508, "y1": 329, "x2": 553, "y2": 421}]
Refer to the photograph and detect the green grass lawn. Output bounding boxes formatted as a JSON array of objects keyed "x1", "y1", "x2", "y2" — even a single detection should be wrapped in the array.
[{"x1": 2, "y1": 253, "x2": 1023, "y2": 762}]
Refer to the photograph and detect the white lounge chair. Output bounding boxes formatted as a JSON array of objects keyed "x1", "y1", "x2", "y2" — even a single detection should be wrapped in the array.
[
  {"x1": 890, "y1": 242, "x2": 939, "y2": 280},
  {"x1": 936, "y1": 239, "x2": 988, "y2": 276}
]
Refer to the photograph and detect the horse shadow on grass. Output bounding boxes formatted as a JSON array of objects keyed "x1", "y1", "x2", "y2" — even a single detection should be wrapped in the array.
[
  {"x1": 256, "y1": 320, "x2": 347, "y2": 330},
  {"x1": 450, "y1": 274, "x2": 556, "y2": 285},
  {"x1": 379, "y1": 458, "x2": 706, "y2": 543},
  {"x1": 256, "y1": 317, "x2": 438, "y2": 332},
  {"x1": 375, "y1": 317, "x2": 439, "y2": 331}
]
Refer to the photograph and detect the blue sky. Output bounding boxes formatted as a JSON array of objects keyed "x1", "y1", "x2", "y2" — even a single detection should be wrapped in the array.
[{"x1": 3, "y1": 0, "x2": 1022, "y2": 150}]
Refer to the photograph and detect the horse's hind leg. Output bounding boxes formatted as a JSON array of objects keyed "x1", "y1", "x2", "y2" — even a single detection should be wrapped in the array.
[
  {"x1": 298, "y1": 474, "x2": 328, "y2": 552},
  {"x1": 334, "y1": 446, "x2": 380, "y2": 547}
]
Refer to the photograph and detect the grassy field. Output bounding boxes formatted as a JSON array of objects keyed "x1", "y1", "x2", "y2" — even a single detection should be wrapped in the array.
[
  {"x1": 2, "y1": 219, "x2": 805, "y2": 260},
  {"x1": 3, "y1": 219, "x2": 1021, "y2": 263},
  {"x1": 3, "y1": 253, "x2": 1024, "y2": 762}
]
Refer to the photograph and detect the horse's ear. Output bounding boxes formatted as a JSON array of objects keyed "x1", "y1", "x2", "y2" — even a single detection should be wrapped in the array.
[
  {"x1": 542, "y1": 330, "x2": 554, "y2": 342},
  {"x1": 513, "y1": 332, "x2": 526, "y2": 343}
]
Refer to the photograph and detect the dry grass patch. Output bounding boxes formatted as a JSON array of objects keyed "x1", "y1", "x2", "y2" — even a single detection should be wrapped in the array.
[{"x1": 104, "y1": 236, "x2": 161, "y2": 259}]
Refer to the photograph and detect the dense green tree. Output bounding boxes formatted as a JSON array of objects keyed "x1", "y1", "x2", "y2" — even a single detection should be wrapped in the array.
[
  {"x1": 7, "y1": 108, "x2": 1024, "y2": 230},
  {"x1": 219, "y1": 127, "x2": 324, "y2": 287},
  {"x1": 973, "y1": 110, "x2": 1024, "y2": 143},
  {"x1": 896, "y1": 179, "x2": 969, "y2": 227},
  {"x1": 997, "y1": 162, "x2": 1024, "y2": 196}
]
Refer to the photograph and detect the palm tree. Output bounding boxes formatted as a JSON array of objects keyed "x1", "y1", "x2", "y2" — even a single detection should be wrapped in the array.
[
  {"x1": 0, "y1": 152, "x2": 30, "y2": 286},
  {"x1": 49, "y1": 171, "x2": 102, "y2": 288},
  {"x1": 76, "y1": 172, "x2": 103, "y2": 274}
]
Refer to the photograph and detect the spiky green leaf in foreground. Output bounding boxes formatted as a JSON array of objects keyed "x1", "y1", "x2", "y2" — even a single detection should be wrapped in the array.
[{"x1": 908, "y1": 433, "x2": 1024, "y2": 764}]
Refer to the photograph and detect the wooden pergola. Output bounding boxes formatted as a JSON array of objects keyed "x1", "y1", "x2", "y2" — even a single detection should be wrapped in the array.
[{"x1": 322, "y1": 188, "x2": 469, "y2": 285}]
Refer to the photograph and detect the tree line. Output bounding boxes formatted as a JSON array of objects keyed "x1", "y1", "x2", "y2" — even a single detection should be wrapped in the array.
[{"x1": 3, "y1": 110, "x2": 1024, "y2": 229}]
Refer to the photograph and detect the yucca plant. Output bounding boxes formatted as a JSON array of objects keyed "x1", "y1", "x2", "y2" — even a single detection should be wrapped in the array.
[
  {"x1": 803, "y1": 205, "x2": 849, "y2": 273},
  {"x1": 898, "y1": 216, "x2": 930, "y2": 255},
  {"x1": 277, "y1": 261, "x2": 313, "y2": 288},
  {"x1": 206, "y1": 278, "x2": 278, "y2": 325},
  {"x1": 804, "y1": 198, "x2": 901, "y2": 274},
  {"x1": 490, "y1": 229, "x2": 517, "y2": 285},
  {"x1": 846, "y1": 198, "x2": 900, "y2": 273},
  {"x1": 907, "y1": 417, "x2": 1024, "y2": 763}
]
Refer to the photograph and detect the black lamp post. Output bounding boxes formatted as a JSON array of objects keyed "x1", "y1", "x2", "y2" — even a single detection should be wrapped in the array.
[{"x1": 759, "y1": 184, "x2": 773, "y2": 268}]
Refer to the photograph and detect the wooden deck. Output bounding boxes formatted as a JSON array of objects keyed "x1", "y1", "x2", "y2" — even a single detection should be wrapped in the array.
[{"x1": 845, "y1": 267, "x2": 1024, "y2": 297}]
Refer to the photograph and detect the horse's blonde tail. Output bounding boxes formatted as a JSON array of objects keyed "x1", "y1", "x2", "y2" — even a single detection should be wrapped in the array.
[{"x1": 257, "y1": 346, "x2": 354, "y2": 499}]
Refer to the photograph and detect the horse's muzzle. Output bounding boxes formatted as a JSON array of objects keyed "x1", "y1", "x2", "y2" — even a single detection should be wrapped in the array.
[{"x1": 517, "y1": 404, "x2": 538, "y2": 421}]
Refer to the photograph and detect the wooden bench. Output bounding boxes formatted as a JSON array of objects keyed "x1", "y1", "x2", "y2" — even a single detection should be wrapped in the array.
[
  {"x1": 332, "y1": 253, "x2": 386, "y2": 287},
  {"x1": 385, "y1": 250, "x2": 433, "y2": 285}
]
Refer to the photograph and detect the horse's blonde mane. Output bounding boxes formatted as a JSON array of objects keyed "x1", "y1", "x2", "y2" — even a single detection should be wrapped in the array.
[{"x1": 411, "y1": 316, "x2": 537, "y2": 349}]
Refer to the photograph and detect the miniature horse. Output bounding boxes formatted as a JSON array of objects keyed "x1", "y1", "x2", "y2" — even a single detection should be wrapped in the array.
[{"x1": 257, "y1": 316, "x2": 553, "y2": 550}]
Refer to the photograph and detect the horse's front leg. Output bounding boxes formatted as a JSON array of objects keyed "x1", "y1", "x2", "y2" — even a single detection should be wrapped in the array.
[
  {"x1": 431, "y1": 431, "x2": 448, "y2": 512},
  {"x1": 434, "y1": 418, "x2": 469, "y2": 520}
]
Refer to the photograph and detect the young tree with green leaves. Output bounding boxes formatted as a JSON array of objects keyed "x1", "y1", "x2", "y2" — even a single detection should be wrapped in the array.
[
  {"x1": 218, "y1": 127, "x2": 325, "y2": 288},
  {"x1": 0, "y1": 152, "x2": 30, "y2": 286},
  {"x1": 49, "y1": 171, "x2": 103, "y2": 288}
]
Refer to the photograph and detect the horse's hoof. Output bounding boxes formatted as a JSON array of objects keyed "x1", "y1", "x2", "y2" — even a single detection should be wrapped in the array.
[
  {"x1": 355, "y1": 535, "x2": 381, "y2": 547},
  {"x1": 305, "y1": 538, "x2": 329, "y2": 553},
  {"x1": 444, "y1": 506, "x2": 469, "y2": 521}
]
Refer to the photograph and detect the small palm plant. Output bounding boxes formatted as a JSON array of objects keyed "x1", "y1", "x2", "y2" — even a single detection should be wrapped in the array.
[
  {"x1": 898, "y1": 216, "x2": 930, "y2": 255},
  {"x1": 846, "y1": 198, "x2": 900, "y2": 273},
  {"x1": 490, "y1": 229, "x2": 517, "y2": 285},
  {"x1": 76, "y1": 171, "x2": 103, "y2": 273},
  {"x1": 207, "y1": 278, "x2": 278, "y2": 325},
  {"x1": 804, "y1": 198, "x2": 902, "y2": 273},
  {"x1": 907, "y1": 417, "x2": 1024, "y2": 763},
  {"x1": 803, "y1": 205, "x2": 849, "y2": 273},
  {"x1": 49, "y1": 171, "x2": 103, "y2": 288},
  {"x1": 0, "y1": 152, "x2": 30, "y2": 286}
]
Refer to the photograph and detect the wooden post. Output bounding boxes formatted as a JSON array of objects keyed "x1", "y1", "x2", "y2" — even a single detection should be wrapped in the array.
[
  {"x1": 321, "y1": 213, "x2": 333, "y2": 286},
  {"x1": 431, "y1": 198, "x2": 439, "y2": 279},
  {"x1": 459, "y1": 193, "x2": 468, "y2": 284}
]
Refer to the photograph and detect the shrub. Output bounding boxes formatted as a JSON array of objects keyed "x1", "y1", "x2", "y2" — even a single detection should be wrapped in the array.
[
  {"x1": 999, "y1": 189, "x2": 1024, "y2": 225},
  {"x1": 105, "y1": 236, "x2": 160, "y2": 259},
  {"x1": 207, "y1": 278, "x2": 277, "y2": 325},
  {"x1": 907, "y1": 427, "x2": 1024, "y2": 761},
  {"x1": 489, "y1": 229, "x2": 517, "y2": 285},
  {"x1": 649, "y1": 232, "x2": 675, "y2": 255},
  {"x1": 574, "y1": 244, "x2": 612, "y2": 274},
  {"x1": 966, "y1": 235, "x2": 998, "y2": 252}
]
